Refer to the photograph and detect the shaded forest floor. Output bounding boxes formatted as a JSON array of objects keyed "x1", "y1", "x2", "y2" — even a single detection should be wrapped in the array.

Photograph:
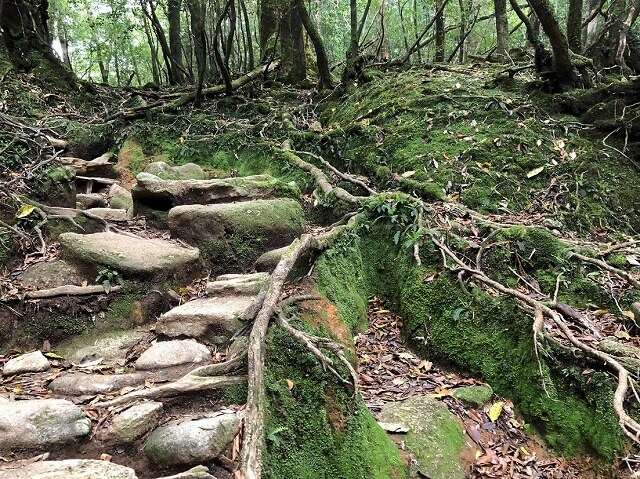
[{"x1": 2, "y1": 63, "x2": 640, "y2": 478}]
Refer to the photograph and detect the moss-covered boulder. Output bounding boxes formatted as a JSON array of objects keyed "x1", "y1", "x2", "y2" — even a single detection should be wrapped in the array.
[
  {"x1": 381, "y1": 396, "x2": 466, "y2": 479},
  {"x1": 31, "y1": 165, "x2": 76, "y2": 207},
  {"x1": 59, "y1": 232, "x2": 201, "y2": 280},
  {"x1": 133, "y1": 173, "x2": 299, "y2": 210},
  {"x1": 168, "y1": 198, "x2": 305, "y2": 272},
  {"x1": 108, "y1": 184, "x2": 134, "y2": 217},
  {"x1": 144, "y1": 161, "x2": 205, "y2": 180},
  {"x1": 451, "y1": 385, "x2": 494, "y2": 407},
  {"x1": 17, "y1": 260, "x2": 87, "y2": 290}
]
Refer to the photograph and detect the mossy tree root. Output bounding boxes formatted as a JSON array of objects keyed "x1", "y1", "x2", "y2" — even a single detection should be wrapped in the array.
[{"x1": 431, "y1": 234, "x2": 640, "y2": 445}]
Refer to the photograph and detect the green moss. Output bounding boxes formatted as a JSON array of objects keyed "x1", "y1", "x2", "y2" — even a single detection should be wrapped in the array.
[
  {"x1": 312, "y1": 225, "x2": 626, "y2": 461},
  {"x1": 118, "y1": 139, "x2": 148, "y2": 176},
  {"x1": 264, "y1": 328, "x2": 406, "y2": 479},
  {"x1": 451, "y1": 385, "x2": 494, "y2": 407}
]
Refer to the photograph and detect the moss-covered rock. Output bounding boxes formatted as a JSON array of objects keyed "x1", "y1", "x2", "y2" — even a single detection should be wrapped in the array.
[
  {"x1": 451, "y1": 385, "x2": 494, "y2": 407},
  {"x1": 31, "y1": 165, "x2": 76, "y2": 207},
  {"x1": 168, "y1": 198, "x2": 305, "y2": 273},
  {"x1": 144, "y1": 161, "x2": 205, "y2": 180},
  {"x1": 381, "y1": 396, "x2": 467, "y2": 479}
]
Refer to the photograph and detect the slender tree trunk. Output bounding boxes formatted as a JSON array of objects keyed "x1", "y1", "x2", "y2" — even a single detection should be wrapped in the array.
[
  {"x1": 168, "y1": 0, "x2": 186, "y2": 83},
  {"x1": 582, "y1": 0, "x2": 599, "y2": 46},
  {"x1": 457, "y1": 0, "x2": 469, "y2": 62},
  {"x1": 281, "y1": 0, "x2": 306, "y2": 83},
  {"x1": 494, "y1": 0, "x2": 509, "y2": 60},
  {"x1": 614, "y1": 0, "x2": 640, "y2": 68},
  {"x1": 225, "y1": 0, "x2": 237, "y2": 64},
  {"x1": 435, "y1": 0, "x2": 446, "y2": 61},
  {"x1": 567, "y1": 0, "x2": 583, "y2": 52},
  {"x1": 343, "y1": 0, "x2": 359, "y2": 81},
  {"x1": 240, "y1": 0, "x2": 255, "y2": 70},
  {"x1": 187, "y1": 0, "x2": 207, "y2": 102},
  {"x1": 214, "y1": 0, "x2": 233, "y2": 94},
  {"x1": 141, "y1": 11, "x2": 161, "y2": 84},
  {"x1": 397, "y1": 0, "x2": 411, "y2": 55},
  {"x1": 259, "y1": 0, "x2": 280, "y2": 58},
  {"x1": 413, "y1": 0, "x2": 422, "y2": 62},
  {"x1": 295, "y1": 0, "x2": 331, "y2": 88},
  {"x1": 56, "y1": 18, "x2": 72, "y2": 69},
  {"x1": 142, "y1": 0, "x2": 178, "y2": 84}
]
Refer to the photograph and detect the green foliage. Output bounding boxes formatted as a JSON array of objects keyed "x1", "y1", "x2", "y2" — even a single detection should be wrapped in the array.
[{"x1": 95, "y1": 267, "x2": 123, "y2": 293}]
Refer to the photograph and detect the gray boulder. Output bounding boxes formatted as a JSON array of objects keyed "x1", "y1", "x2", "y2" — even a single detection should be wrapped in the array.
[
  {"x1": 206, "y1": 272, "x2": 269, "y2": 296},
  {"x1": 155, "y1": 466, "x2": 217, "y2": 479},
  {"x1": 133, "y1": 173, "x2": 297, "y2": 208},
  {"x1": 83, "y1": 208, "x2": 129, "y2": 222},
  {"x1": 144, "y1": 161, "x2": 205, "y2": 180},
  {"x1": 18, "y1": 260, "x2": 86, "y2": 290},
  {"x1": 108, "y1": 184, "x2": 134, "y2": 217},
  {"x1": 59, "y1": 232, "x2": 201, "y2": 279},
  {"x1": 144, "y1": 412, "x2": 240, "y2": 467},
  {"x1": 111, "y1": 401, "x2": 163, "y2": 443},
  {"x1": 3, "y1": 351, "x2": 50, "y2": 375},
  {"x1": 0, "y1": 459, "x2": 137, "y2": 479},
  {"x1": 156, "y1": 295, "x2": 254, "y2": 342},
  {"x1": 48, "y1": 372, "x2": 148, "y2": 396},
  {"x1": 0, "y1": 399, "x2": 91, "y2": 452},
  {"x1": 57, "y1": 329, "x2": 147, "y2": 363},
  {"x1": 135, "y1": 339, "x2": 211, "y2": 370},
  {"x1": 76, "y1": 193, "x2": 107, "y2": 209}
]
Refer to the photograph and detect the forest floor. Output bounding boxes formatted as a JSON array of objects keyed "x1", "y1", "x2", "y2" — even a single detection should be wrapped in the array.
[{"x1": 1, "y1": 63, "x2": 640, "y2": 478}]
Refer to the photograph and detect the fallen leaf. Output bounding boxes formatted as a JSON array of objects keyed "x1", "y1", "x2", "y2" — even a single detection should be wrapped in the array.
[
  {"x1": 615, "y1": 330, "x2": 632, "y2": 339},
  {"x1": 488, "y1": 401, "x2": 504, "y2": 421},
  {"x1": 286, "y1": 379, "x2": 294, "y2": 390},
  {"x1": 401, "y1": 170, "x2": 416, "y2": 178},
  {"x1": 15, "y1": 204, "x2": 35, "y2": 218},
  {"x1": 526, "y1": 166, "x2": 545, "y2": 178}
]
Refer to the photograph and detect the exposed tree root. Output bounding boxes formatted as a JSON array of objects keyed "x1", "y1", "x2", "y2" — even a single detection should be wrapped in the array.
[
  {"x1": 23, "y1": 284, "x2": 123, "y2": 299},
  {"x1": 569, "y1": 251, "x2": 640, "y2": 289}
]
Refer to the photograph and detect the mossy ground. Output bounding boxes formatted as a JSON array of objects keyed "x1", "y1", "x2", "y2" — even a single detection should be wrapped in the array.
[
  {"x1": 312, "y1": 221, "x2": 627, "y2": 461},
  {"x1": 316, "y1": 67, "x2": 639, "y2": 234},
  {"x1": 264, "y1": 327, "x2": 406, "y2": 479}
]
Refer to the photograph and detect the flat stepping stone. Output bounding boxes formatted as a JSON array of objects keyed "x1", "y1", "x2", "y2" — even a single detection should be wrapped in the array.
[
  {"x1": 3, "y1": 351, "x2": 50, "y2": 375},
  {"x1": 144, "y1": 161, "x2": 205, "y2": 180},
  {"x1": 17, "y1": 260, "x2": 87, "y2": 290},
  {"x1": 84, "y1": 207, "x2": 128, "y2": 222},
  {"x1": 133, "y1": 173, "x2": 296, "y2": 207},
  {"x1": 0, "y1": 399, "x2": 91, "y2": 452},
  {"x1": 76, "y1": 193, "x2": 107, "y2": 209},
  {"x1": 59, "y1": 232, "x2": 201, "y2": 278},
  {"x1": 0, "y1": 459, "x2": 137, "y2": 479},
  {"x1": 144, "y1": 411, "x2": 240, "y2": 467},
  {"x1": 135, "y1": 339, "x2": 211, "y2": 370},
  {"x1": 48, "y1": 372, "x2": 149, "y2": 396},
  {"x1": 156, "y1": 466, "x2": 217, "y2": 479},
  {"x1": 206, "y1": 272, "x2": 269, "y2": 296},
  {"x1": 57, "y1": 329, "x2": 147, "y2": 363},
  {"x1": 156, "y1": 295, "x2": 254, "y2": 342}
]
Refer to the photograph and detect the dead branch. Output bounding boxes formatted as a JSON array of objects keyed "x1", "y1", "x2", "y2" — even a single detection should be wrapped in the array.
[
  {"x1": 23, "y1": 284, "x2": 123, "y2": 299},
  {"x1": 598, "y1": 240, "x2": 640, "y2": 256},
  {"x1": 108, "y1": 62, "x2": 280, "y2": 121},
  {"x1": 569, "y1": 251, "x2": 640, "y2": 289},
  {"x1": 294, "y1": 150, "x2": 377, "y2": 195}
]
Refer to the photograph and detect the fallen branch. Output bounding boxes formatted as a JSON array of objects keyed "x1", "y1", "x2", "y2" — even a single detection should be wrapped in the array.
[
  {"x1": 23, "y1": 284, "x2": 123, "y2": 299},
  {"x1": 108, "y1": 62, "x2": 280, "y2": 121},
  {"x1": 569, "y1": 251, "x2": 640, "y2": 289},
  {"x1": 295, "y1": 150, "x2": 377, "y2": 195}
]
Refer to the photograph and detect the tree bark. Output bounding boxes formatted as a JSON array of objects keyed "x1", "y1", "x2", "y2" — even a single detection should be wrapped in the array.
[
  {"x1": 527, "y1": 0, "x2": 576, "y2": 82},
  {"x1": 435, "y1": 0, "x2": 446, "y2": 61},
  {"x1": 295, "y1": 0, "x2": 332, "y2": 88},
  {"x1": 168, "y1": 0, "x2": 186, "y2": 83},
  {"x1": 187, "y1": 0, "x2": 207, "y2": 101},
  {"x1": 567, "y1": 0, "x2": 583, "y2": 52},
  {"x1": 494, "y1": 0, "x2": 509, "y2": 60}
]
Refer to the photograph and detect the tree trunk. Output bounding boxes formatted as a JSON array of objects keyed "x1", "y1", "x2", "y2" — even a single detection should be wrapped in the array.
[
  {"x1": 259, "y1": 0, "x2": 280, "y2": 58},
  {"x1": 142, "y1": 0, "x2": 178, "y2": 85},
  {"x1": 295, "y1": 0, "x2": 332, "y2": 88},
  {"x1": 614, "y1": 0, "x2": 640, "y2": 69},
  {"x1": 435, "y1": 0, "x2": 445, "y2": 61},
  {"x1": 0, "y1": 0, "x2": 76, "y2": 86},
  {"x1": 168, "y1": 0, "x2": 186, "y2": 83},
  {"x1": 55, "y1": 17, "x2": 72, "y2": 69},
  {"x1": 457, "y1": 0, "x2": 468, "y2": 62},
  {"x1": 240, "y1": 0, "x2": 255, "y2": 70},
  {"x1": 527, "y1": 0, "x2": 577, "y2": 82},
  {"x1": 567, "y1": 0, "x2": 583, "y2": 52},
  {"x1": 494, "y1": 0, "x2": 509, "y2": 60},
  {"x1": 187, "y1": 0, "x2": 207, "y2": 102}
]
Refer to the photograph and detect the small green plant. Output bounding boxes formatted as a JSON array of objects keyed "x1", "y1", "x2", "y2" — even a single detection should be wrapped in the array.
[{"x1": 95, "y1": 268, "x2": 123, "y2": 293}]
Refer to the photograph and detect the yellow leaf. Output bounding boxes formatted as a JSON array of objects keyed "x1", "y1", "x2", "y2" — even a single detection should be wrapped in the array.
[
  {"x1": 623, "y1": 311, "x2": 635, "y2": 320},
  {"x1": 488, "y1": 401, "x2": 504, "y2": 421},
  {"x1": 286, "y1": 379, "x2": 294, "y2": 390},
  {"x1": 475, "y1": 449, "x2": 483, "y2": 459},
  {"x1": 179, "y1": 136, "x2": 185, "y2": 143},
  {"x1": 44, "y1": 352, "x2": 64, "y2": 359},
  {"x1": 526, "y1": 166, "x2": 544, "y2": 178},
  {"x1": 15, "y1": 204, "x2": 35, "y2": 218},
  {"x1": 593, "y1": 309, "x2": 608, "y2": 316},
  {"x1": 615, "y1": 331, "x2": 632, "y2": 340}
]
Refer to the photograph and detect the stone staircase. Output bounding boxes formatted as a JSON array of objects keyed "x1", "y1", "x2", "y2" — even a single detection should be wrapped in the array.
[{"x1": 0, "y1": 159, "x2": 305, "y2": 478}]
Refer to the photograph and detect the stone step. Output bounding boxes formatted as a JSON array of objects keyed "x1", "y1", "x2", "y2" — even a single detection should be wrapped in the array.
[
  {"x1": 59, "y1": 232, "x2": 201, "y2": 279},
  {"x1": 205, "y1": 272, "x2": 269, "y2": 296},
  {"x1": 0, "y1": 459, "x2": 137, "y2": 479},
  {"x1": 0, "y1": 398, "x2": 91, "y2": 453},
  {"x1": 134, "y1": 339, "x2": 211, "y2": 370},
  {"x1": 132, "y1": 173, "x2": 297, "y2": 208},
  {"x1": 168, "y1": 198, "x2": 304, "y2": 272}
]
